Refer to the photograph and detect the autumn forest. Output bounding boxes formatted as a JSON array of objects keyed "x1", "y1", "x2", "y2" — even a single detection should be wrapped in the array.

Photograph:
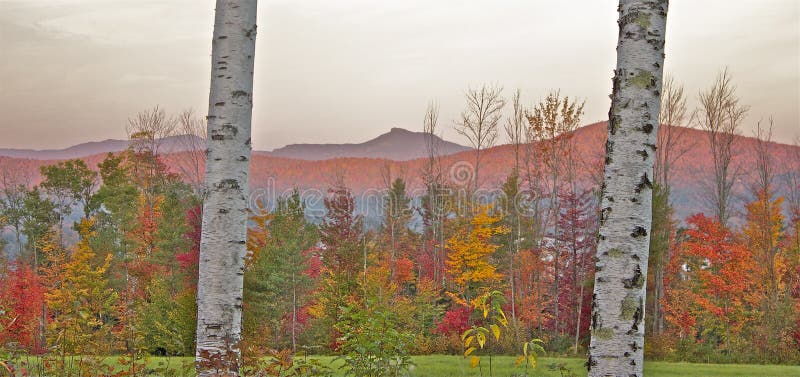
[{"x1": 2, "y1": 1, "x2": 800, "y2": 376}]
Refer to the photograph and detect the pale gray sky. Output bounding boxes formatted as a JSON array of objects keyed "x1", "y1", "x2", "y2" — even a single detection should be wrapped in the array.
[{"x1": 0, "y1": 0, "x2": 797, "y2": 150}]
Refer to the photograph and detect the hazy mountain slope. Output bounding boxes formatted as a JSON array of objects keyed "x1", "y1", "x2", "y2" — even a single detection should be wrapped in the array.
[
  {"x1": 1, "y1": 122, "x2": 798, "y2": 226},
  {"x1": 0, "y1": 134, "x2": 204, "y2": 160}
]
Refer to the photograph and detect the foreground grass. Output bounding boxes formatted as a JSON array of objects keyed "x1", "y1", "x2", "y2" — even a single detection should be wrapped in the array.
[{"x1": 11, "y1": 355, "x2": 800, "y2": 376}]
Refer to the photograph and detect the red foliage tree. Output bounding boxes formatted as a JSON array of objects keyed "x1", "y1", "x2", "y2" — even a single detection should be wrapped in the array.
[{"x1": 0, "y1": 263, "x2": 46, "y2": 353}]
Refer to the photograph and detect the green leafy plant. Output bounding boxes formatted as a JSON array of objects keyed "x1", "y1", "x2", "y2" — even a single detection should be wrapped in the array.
[
  {"x1": 461, "y1": 290, "x2": 508, "y2": 377},
  {"x1": 335, "y1": 301, "x2": 414, "y2": 377},
  {"x1": 515, "y1": 338, "x2": 546, "y2": 376}
]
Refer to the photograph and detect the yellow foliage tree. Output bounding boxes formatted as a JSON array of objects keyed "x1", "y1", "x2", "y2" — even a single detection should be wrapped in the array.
[
  {"x1": 446, "y1": 207, "x2": 509, "y2": 304},
  {"x1": 46, "y1": 218, "x2": 118, "y2": 355},
  {"x1": 743, "y1": 190, "x2": 786, "y2": 302}
]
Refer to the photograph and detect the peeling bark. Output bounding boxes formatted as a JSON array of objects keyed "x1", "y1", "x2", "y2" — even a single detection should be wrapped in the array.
[
  {"x1": 195, "y1": 1, "x2": 257, "y2": 376},
  {"x1": 588, "y1": 1, "x2": 668, "y2": 376}
]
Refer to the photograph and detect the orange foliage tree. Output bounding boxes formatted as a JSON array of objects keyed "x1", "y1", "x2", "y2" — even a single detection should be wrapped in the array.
[
  {"x1": 664, "y1": 214, "x2": 758, "y2": 353},
  {"x1": 446, "y1": 207, "x2": 509, "y2": 304}
]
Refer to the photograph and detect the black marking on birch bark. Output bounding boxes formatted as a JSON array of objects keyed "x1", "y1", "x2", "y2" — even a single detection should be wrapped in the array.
[
  {"x1": 218, "y1": 66, "x2": 227, "y2": 71},
  {"x1": 245, "y1": 26, "x2": 257, "y2": 38},
  {"x1": 623, "y1": 264, "x2": 644, "y2": 289},
  {"x1": 218, "y1": 208, "x2": 228, "y2": 214},
  {"x1": 218, "y1": 36, "x2": 228, "y2": 40},
  {"x1": 630, "y1": 341, "x2": 641, "y2": 352},
  {"x1": 210, "y1": 124, "x2": 238, "y2": 141},
  {"x1": 641, "y1": 123, "x2": 654, "y2": 134},
  {"x1": 636, "y1": 149, "x2": 648, "y2": 161},
  {"x1": 245, "y1": 138, "x2": 252, "y2": 147},
  {"x1": 231, "y1": 90, "x2": 249, "y2": 97},
  {"x1": 600, "y1": 206, "x2": 612, "y2": 225},
  {"x1": 217, "y1": 179, "x2": 240, "y2": 190},
  {"x1": 624, "y1": 351, "x2": 630, "y2": 357},
  {"x1": 215, "y1": 102, "x2": 226, "y2": 107},
  {"x1": 586, "y1": 355, "x2": 597, "y2": 371},
  {"x1": 609, "y1": 115, "x2": 621, "y2": 136},
  {"x1": 591, "y1": 298, "x2": 600, "y2": 329},
  {"x1": 645, "y1": 142, "x2": 657, "y2": 151},
  {"x1": 630, "y1": 359, "x2": 636, "y2": 366},
  {"x1": 631, "y1": 226, "x2": 647, "y2": 238},
  {"x1": 635, "y1": 173, "x2": 652, "y2": 193},
  {"x1": 631, "y1": 254, "x2": 640, "y2": 261},
  {"x1": 236, "y1": 155, "x2": 248, "y2": 162},
  {"x1": 629, "y1": 300, "x2": 643, "y2": 333}
]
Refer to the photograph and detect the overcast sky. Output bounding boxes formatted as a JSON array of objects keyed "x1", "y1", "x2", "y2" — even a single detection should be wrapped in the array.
[{"x1": 0, "y1": 0, "x2": 798, "y2": 150}]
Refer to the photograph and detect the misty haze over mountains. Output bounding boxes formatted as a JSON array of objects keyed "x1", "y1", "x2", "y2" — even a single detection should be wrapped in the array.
[
  {"x1": 0, "y1": 127, "x2": 469, "y2": 161},
  {"x1": 0, "y1": 134, "x2": 205, "y2": 160}
]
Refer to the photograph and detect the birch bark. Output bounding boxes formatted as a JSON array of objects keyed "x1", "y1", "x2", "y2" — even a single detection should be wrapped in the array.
[
  {"x1": 588, "y1": 1, "x2": 667, "y2": 376},
  {"x1": 195, "y1": 1, "x2": 257, "y2": 376}
]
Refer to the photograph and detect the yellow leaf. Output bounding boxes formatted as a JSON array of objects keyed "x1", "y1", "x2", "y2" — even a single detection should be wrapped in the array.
[
  {"x1": 465, "y1": 335, "x2": 475, "y2": 348},
  {"x1": 470, "y1": 356, "x2": 481, "y2": 368},
  {"x1": 490, "y1": 324, "x2": 501, "y2": 341},
  {"x1": 528, "y1": 355, "x2": 537, "y2": 367},
  {"x1": 464, "y1": 346, "x2": 476, "y2": 357},
  {"x1": 514, "y1": 355, "x2": 525, "y2": 366},
  {"x1": 477, "y1": 332, "x2": 486, "y2": 348}
]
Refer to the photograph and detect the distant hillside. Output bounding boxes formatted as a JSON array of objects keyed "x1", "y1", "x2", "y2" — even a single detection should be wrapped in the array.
[
  {"x1": 1, "y1": 128, "x2": 469, "y2": 162},
  {"x1": 0, "y1": 134, "x2": 204, "y2": 160},
  {"x1": 262, "y1": 127, "x2": 471, "y2": 161},
  {"x1": 1, "y1": 122, "x2": 798, "y2": 226}
]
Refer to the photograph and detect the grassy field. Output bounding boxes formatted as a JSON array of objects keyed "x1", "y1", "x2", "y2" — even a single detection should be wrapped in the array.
[{"x1": 10, "y1": 355, "x2": 800, "y2": 376}]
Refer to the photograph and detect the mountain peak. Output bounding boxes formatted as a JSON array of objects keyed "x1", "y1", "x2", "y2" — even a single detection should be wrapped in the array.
[{"x1": 266, "y1": 127, "x2": 470, "y2": 161}]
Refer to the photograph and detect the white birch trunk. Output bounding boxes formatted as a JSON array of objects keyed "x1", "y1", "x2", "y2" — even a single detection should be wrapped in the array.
[
  {"x1": 195, "y1": 1, "x2": 257, "y2": 375},
  {"x1": 588, "y1": 1, "x2": 667, "y2": 376}
]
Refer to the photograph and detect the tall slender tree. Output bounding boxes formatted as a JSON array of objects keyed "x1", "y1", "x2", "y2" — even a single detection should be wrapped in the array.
[
  {"x1": 588, "y1": 1, "x2": 668, "y2": 376},
  {"x1": 195, "y1": 1, "x2": 258, "y2": 375},
  {"x1": 696, "y1": 69, "x2": 748, "y2": 228},
  {"x1": 454, "y1": 84, "x2": 505, "y2": 191}
]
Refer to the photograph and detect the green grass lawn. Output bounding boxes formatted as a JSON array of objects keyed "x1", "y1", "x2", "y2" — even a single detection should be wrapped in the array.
[{"x1": 11, "y1": 355, "x2": 800, "y2": 376}]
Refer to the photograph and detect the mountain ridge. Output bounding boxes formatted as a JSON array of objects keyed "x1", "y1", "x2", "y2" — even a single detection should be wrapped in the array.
[{"x1": 1, "y1": 128, "x2": 470, "y2": 162}]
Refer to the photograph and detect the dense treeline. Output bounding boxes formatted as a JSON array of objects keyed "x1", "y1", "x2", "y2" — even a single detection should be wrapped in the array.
[{"x1": 1, "y1": 83, "x2": 799, "y2": 375}]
